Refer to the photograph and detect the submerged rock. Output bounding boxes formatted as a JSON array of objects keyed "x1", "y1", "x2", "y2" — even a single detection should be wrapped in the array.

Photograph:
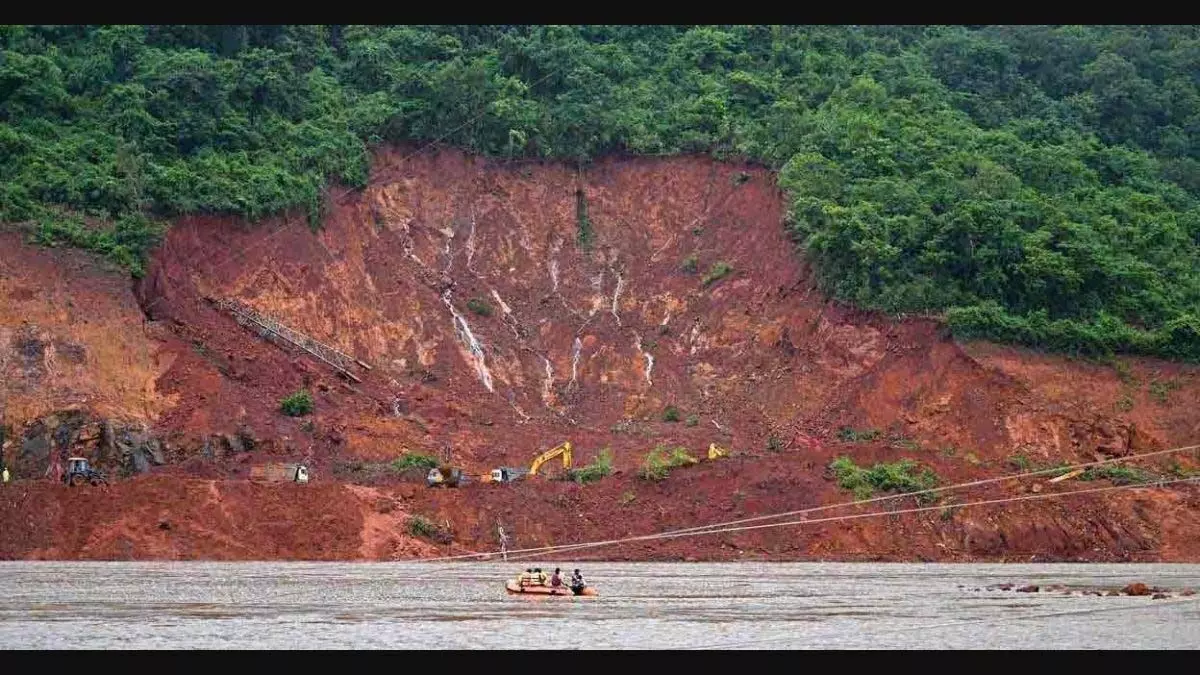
[{"x1": 1122, "y1": 582, "x2": 1151, "y2": 596}]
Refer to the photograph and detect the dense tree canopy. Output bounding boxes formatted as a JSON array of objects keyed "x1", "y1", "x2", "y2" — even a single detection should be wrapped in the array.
[{"x1": 1, "y1": 25, "x2": 1197, "y2": 359}]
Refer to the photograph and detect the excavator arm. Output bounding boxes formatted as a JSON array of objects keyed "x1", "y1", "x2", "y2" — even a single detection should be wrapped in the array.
[{"x1": 529, "y1": 442, "x2": 572, "y2": 476}]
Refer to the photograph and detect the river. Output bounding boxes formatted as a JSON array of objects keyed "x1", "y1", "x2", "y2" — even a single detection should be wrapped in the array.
[{"x1": 1, "y1": 562, "x2": 1197, "y2": 649}]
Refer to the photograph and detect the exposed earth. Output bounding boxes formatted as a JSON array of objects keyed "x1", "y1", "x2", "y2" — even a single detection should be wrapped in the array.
[{"x1": 2, "y1": 148, "x2": 1199, "y2": 561}]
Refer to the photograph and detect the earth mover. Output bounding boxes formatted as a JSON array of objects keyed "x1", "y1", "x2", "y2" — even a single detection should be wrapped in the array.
[
  {"x1": 528, "y1": 441, "x2": 572, "y2": 478},
  {"x1": 485, "y1": 467, "x2": 529, "y2": 483},
  {"x1": 63, "y1": 457, "x2": 107, "y2": 487},
  {"x1": 249, "y1": 463, "x2": 310, "y2": 484},
  {"x1": 427, "y1": 466, "x2": 468, "y2": 488}
]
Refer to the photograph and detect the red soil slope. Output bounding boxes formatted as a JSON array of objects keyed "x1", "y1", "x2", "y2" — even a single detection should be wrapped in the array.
[{"x1": 2, "y1": 148, "x2": 1198, "y2": 561}]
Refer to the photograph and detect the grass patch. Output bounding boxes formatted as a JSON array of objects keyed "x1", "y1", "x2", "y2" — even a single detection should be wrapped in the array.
[
  {"x1": 685, "y1": 414, "x2": 699, "y2": 427},
  {"x1": 766, "y1": 434, "x2": 784, "y2": 452},
  {"x1": 391, "y1": 453, "x2": 439, "y2": 472},
  {"x1": 837, "y1": 427, "x2": 882, "y2": 443},
  {"x1": 407, "y1": 515, "x2": 453, "y2": 544},
  {"x1": 662, "y1": 405, "x2": 681, "y2": 423},
  {"x1": 466, "y1": 297, "x2": 493, "y2": 317},
  {"x1": 1079, "y1": 464, "x2": 1155, "y2": 485},
  {"x1": 1148, "y1": 378, "x2": 1181, "y2": 404},
  {"x1": 639, "y1": 445, "x2": 698, "y2": 481},
  {"x1": 568, "y1": 449, "x2": 614, "y2": 484},
  {"x1": 620, "y1": 490, "x2": 637, "y2": 505},
  {"x1": 1007, "y1": 453, "x2": 1032, "y2": 471},
  {"x1": 576, "y1": 189, "x2": 594, "y2": 251},
  {"x1": 701, "y1": 261, "x2": 733, "y2": 287},
  {"x1": 280, "y1": 390, "x2": 314, "y2": 417},
  {"x1": 827, "y1": 456, "x2": 940, "y2": 504},
  {"x1": 681, "y1": 254, "x2": 698, "y2": 274},
  {"x1": 731, "y1": 171, "x2": 751, "y2": 186},
  {"x1": 1166, "y1": 460, "x2": 1200, "y2": 478},
  {"x1": 1112, "y1": 358, "x2": 1137, "y2": 385},
  {"x1": 1116, "y1": 392, "x2": 1135, "y2": 412}
]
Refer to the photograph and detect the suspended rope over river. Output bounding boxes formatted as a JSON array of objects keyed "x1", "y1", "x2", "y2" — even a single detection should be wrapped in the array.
[{"x1": 421, "y1": 442, "x2": 1200, "y2": 563}]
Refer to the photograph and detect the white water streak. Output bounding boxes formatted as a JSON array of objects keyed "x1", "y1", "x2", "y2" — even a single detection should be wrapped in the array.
[
  {"x1": 661, "y1": 311, "x2": 672, "y2": 326},
  {"x1": 610, "y1": 269, "x2": 624, "y2": 327},
  {"x1": 441, "y1": 225, "x2": 457, "y2": 273},
  {"x1": 465, "y1": 210, "x2": 478, "y2": 272},
  {"x1": 569, "y1": 337, "x2": 583, "y2": 388},
  {"x1": 589, "y1": 272, "x2": 605, "y2": 316},
  {"x1": 490, "y1": 289, "x2": 513, "y2": 315},
  {"x1": 688, "y1": 322, "x2": 702, "y2": 356},
  {"x1": 541, "y1": 356, "x2": 555, "y2": 408},
  {"x1": 548, "y1": 259, "x2": 559, "y2": 293},
  {"x1": 402, "y1": 236, "x2": 427, "y2": 269},
  {"x1": 635, "y1": 333, "x2": 654, "y2": 386},
  {"x1": 441, "y1": 290, "x2": 494, "y2": 393}
]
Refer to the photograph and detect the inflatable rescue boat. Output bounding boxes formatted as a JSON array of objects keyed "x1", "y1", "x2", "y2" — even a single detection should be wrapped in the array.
[{"x1": 505, "y1": 579, "x2": 598, "y2": 597}]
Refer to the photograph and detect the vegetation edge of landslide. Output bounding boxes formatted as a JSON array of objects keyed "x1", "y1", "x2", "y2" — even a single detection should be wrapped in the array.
[{"x1": 3, "y1": 26, "x2": 1199, "y2": 361}]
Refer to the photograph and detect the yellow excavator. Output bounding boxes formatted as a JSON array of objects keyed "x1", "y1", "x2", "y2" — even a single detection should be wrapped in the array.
[
  {"x1": 529, "y1": 441, "x2": 572, "y2": 477},
  {"x1": 708, "y1": 443, "x2": 728, "y2": 460}
]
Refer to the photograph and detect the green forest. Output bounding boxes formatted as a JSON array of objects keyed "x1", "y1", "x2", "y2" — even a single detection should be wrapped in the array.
[{"x1": 1, "y1": 25, "x2": 1198, "y2": 360}]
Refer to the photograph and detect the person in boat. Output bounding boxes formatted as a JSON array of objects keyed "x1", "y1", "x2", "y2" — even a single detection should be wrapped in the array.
[
  {"x1": 519, "y1": 568, "x2": 534, "y2": 587},
  {"x1": 550, "y1": 568, "x2": 564, "y2": 588},
  {"x1": 535, "y1": 568, "x2": 548, "y2": 586},
  {"x1": 570, "y1": 569, "x2": 585, "y2": 592}
]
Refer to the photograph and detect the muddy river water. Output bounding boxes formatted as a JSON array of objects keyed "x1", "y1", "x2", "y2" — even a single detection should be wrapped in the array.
[{"x1": 1, "y1": 562, "x2": 1197, "y2": 649}]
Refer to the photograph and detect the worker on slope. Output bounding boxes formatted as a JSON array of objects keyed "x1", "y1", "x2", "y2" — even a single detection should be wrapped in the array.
[
  {"x1": 1, "y1": 465, "x2": 9, "y2": 484},
  {"x1": 550, "y1": 568, "x2": 563, "y2": 589}
]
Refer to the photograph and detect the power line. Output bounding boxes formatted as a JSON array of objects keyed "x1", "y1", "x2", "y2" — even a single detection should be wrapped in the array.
[
  {"x1": 501, "y1": 475, "x2": 1199, "y2": 563},
  {"x1": 418, "y1": 443, "x2": 1200, "y2": 562}
]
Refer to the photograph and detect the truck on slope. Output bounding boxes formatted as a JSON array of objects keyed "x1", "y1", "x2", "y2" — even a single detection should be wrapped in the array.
[{"x1": 249, "y1": 463, "x2": 310, "y2": 484}]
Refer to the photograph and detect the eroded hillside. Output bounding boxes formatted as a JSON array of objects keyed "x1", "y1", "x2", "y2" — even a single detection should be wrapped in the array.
[{"x1": 2, "y1": 149, "x2": 1198, "y2": 561}]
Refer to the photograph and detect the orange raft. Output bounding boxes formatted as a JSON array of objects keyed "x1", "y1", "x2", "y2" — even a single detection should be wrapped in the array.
[{"x1": 505, "y1": 579, "x2": 598, "y2": 597}]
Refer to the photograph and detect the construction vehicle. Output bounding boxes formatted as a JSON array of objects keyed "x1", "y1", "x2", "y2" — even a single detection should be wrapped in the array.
[
  {"x1": 708, "y1": 443, "x2": 728, "y2": 460},
  {"x1": 529, "y1": 441, "x2": 572, "y2": 478},
  {"x1": 249, "y1": 463, "x2": 310, "y2": 484},
  {"x1": 486, "y1": 467, "x2": 528, "y2": 483},
  {"x1": 427, "y1": 466, "x2": 469, "y2": 488},
  {"x1": 63, "y1": 457, "x2": 107, "y2": 487}
]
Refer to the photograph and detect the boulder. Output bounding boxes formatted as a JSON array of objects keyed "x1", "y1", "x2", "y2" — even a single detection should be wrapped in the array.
[
  {"x1": 1122, "y1": 582, "x2": 1151, "y2": 596},
  {"x1": 223, "y1": 434, "x2": 245, "y2": 454},
  {"x1": 1017, "y1": 585, "x2": 1039, "y2": 593}
]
